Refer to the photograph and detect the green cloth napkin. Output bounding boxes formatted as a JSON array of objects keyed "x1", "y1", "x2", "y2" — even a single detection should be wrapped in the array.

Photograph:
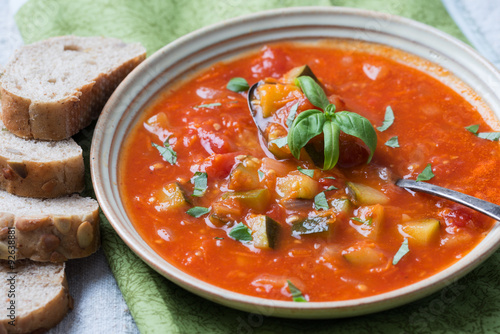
[{"x1": 15, "y1": 1, "x2": 500, "y2": 333}]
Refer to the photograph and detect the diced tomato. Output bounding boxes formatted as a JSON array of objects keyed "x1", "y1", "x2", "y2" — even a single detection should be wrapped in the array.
[
  {"x1": 199, "y1": 153, "x2": 240, "y2": 179},
  {"x1": 197, "y1": 127, "x2": 234, "y2": 155}
]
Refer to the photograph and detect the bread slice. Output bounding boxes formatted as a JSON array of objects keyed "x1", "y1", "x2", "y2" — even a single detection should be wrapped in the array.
[
  {"x1": 0, "y1": 116, "x2": 84, "y2": 198},
  {"x1": 0, "y1": 260, "x2": 71, "y2": 333},
  {"x1": 0, "y1": 35, "x2": 146, "y2": 140},
  {"x1": 0, "y1": 190, "x2": 100, "y2": 262}
]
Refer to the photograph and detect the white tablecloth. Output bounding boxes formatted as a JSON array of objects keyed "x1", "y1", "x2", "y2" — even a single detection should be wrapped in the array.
[{"x1": 0, "y1": 0, "x2": 499, "y2": 333}]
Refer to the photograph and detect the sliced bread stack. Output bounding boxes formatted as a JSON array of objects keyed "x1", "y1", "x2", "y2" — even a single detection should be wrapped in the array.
[{"x1": 0, "y1": 35, "x2": 146, "y2": 333}]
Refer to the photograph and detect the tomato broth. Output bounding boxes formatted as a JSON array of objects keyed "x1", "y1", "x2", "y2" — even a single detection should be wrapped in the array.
[{"x1": 120, "y1": 42, "x2": 500, "y2": 302}]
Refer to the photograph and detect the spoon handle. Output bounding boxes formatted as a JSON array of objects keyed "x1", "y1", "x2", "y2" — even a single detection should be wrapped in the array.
[{"x1": 396, "y1": 179, "x2": 500, "y2": 222}]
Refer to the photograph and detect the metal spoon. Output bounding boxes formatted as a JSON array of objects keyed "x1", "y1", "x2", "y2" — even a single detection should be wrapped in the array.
[
  {"x1": 247, "y1": 81, "x2": 268, "y2": 138},
  {"x1": 396, "y1": 179, "x2": 500, "y2": 221}
]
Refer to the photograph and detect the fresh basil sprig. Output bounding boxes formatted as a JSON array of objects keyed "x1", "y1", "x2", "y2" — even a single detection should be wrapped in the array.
[{"x1": 288, "y1": 76, "x2": 377, "y2": 170}]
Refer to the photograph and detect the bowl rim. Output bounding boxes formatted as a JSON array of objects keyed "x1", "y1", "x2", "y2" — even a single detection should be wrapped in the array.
[{"x1": 91, "y1": 6, "x2": 500, "y2": 318}]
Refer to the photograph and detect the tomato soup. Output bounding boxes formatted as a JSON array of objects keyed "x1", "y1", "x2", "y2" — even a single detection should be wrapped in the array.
[{"x1": 119, "y1": 41, "x2": 500, "y2": 302}]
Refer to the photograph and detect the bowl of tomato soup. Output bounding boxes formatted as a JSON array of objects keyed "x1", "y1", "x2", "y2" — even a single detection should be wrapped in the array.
[{"x1": 91, "y1": 7, "x2": 500, "y2": 318}]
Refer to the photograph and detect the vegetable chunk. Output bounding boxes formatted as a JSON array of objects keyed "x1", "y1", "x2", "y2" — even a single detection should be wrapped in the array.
[
  {"x1": 155, "y1": 182, "x2": 190, "y2": 211},
  {"x1": 346, "y1": 182, "x2": 390, "y2": 205},
  {"x1": 221, "y1": 189, "x2": 270, "y2": 212},
  {"x1": 400, "y1": 218, "x2": 440, "y2": 245},
  {"x1": 246, "y1": 214, "x2": 280, "y2": 249}
]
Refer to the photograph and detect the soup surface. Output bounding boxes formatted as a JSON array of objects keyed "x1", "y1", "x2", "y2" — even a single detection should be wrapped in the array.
[{"x1": 120, "y1": 41, "x2": 500, "y2": 302}]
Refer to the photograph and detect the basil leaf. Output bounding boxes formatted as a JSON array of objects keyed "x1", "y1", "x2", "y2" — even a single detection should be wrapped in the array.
[
  {"x1": 269, "y1": 137, "x2": 288, "y2": 148},
  {"x1": 258, "y1": 170, "x2": 265, "y2": 181},
  {"x1": 377, "y1": 106, "x2": 394, "y2": 132},
  {"x1": 226, "y1": 77, "x2": 249, "y2": 92},
  {"x1": 194, "y1": 103, "x2": 222, "y2": 109},
  {"x1": 297, "y1": 166, "x2": 315, "y2": 178},
  {"x1": 385, "y1": 136, "x2": 400, "y2": 148},
  {"x1": 286, "y1": 103, "x2": 299, "y2": 128},
  {"x1": 351, "y1": 217, "x2": 372, "y2": 225},
  {"x1": 191, "y1": 172, "x2": 208, "y2": 197},
  {"x1": 416, "y1": 163, "x2": 435, "y2": 181},
  {"x1": 186, "y1": 206, "x2": 210, "y2": 218},
  {"x1": 314, "y1": 192, "x2": 329, "y2": 210},
  {"x1": 326, "y1": 185, "x2": 338, "y2": 191},
  {"x1": 334, "y1": 111, "x2": 377, "y2": 163},
  {"x1": 287, "y1": 109, "x2": 325, "y2": 158},
  {"x1": 287, "y1": 280, "x2": 307, "y2": 302},
  {"x1": 152, "y1": 137, "x2": 177, "y2": 165},
  {"x1": 323, "y1": 121, "x2": 340, "y2": 170},
  {"x1": 214, "y1": 237, "x2": 224, "y2": 240},
  {"x1": 228, "y1": 222, "x2": 253, "y2": 242},
  {"x1": 465, "y1": 124, "x2": 479, "y2": 134},
  {"x1": 296, "y1": 76, "x2": 330, "y2": 110},
  {"x1": 478, "y1": 132, "x2": 500, "y2": 141},
  {"x1": 322, "y1": 176, "x2": 336, "y2": 180},
  {"x1": 393, "y1": 238, "x2": 409, "y2": 265}
]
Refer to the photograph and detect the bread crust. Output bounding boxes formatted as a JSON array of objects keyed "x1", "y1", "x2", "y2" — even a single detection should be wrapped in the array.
[
  {"x1": 0, "y1": 207, "x2": 100, "y2": 262},
  {"x1": 0, "y1": 151, "x2": 84, "y2": 199},
  {"x1": 0, "y1": 37, "x2": 146, "y2": 140},
  {"x1": 0, "y1": 261, "x2": 72, "y2": 333}
]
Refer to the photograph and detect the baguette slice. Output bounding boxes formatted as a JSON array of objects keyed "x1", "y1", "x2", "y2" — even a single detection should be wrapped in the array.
[
  {"x1": 0, "y1": 260, "x2": 71, "y2": 334},
  {"x1": 0, "y1": 117, "x2": 84, "y2": 198},
  {"x1": 0, "y1": 35, "x2": 146, "y2": 140},
  {"x1": 0, "y1": 190, "x2": 100, "y2": 262}
]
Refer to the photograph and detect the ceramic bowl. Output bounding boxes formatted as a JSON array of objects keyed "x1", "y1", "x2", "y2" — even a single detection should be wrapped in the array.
[{"x1": 91, "y1": 7, "x2": 500, "y2": 318}]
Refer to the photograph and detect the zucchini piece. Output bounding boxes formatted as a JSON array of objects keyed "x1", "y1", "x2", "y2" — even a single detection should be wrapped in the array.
[
  {"x1": 346, "y1": 182, "x2": 390, "y2": 205},
  {"x1": 350, "y1": 204, "x2": 385, "y2": 240},
  {"x1": 246, "y1": 214, "x2": 280, "y2": 249},
  {"x1": 228, "y1": 156, "x2": 261, "y2": 191},
  {"x1": 267, "y1": 124, "x2": 292, "y2": 159},
  {"x1": 330, "y1": 198, "x2": 352, "y2": 216},
  {"x1": 281, "y1": 65, "x2": 319, "y2": 84},
  {"x1": 342, "y1": 243, "x2": 386, "y2": 267},
  {"x1": 221, "y1": 189, "x2": 270, "y2": 212},
  {"x1": 400, "y1": 218, "x2": 440, "y2": 245},
  {"x1": 291, "y1": 215, "x2": 333, "y2": 237},
  {"x1": 276, "y1": 171, "x2": 319, "y2": 200},
  {"x1": 155, "y1": 182, "x2": 190, "y2": 211}
]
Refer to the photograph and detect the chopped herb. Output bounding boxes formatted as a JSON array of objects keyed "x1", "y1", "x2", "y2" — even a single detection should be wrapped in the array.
[
  {"x1": 314, "y1": 192, "x2": 329, "y2": 210},
  {"x1": 228, "y1": 222, "x2": 253, "y2": 242},
  {"x1": 351, "y1": 217, "x2": 372, "y2": 226},
  {"x1": 326, "y1": 185, "x2": 338, "y2": 191},
  {"x1": 393, "y1": 238, "x2": 410, "y2": 265},
  {"x1": 226, "y1": 77, "x2": 250, "y2": 92},
  {"x1": 269, "y1": 137, "x2": 288, "y2": 148},
  {"x1": 465, "y1": 124, "x2": 479, "y2": 134},
  {"x1": 152, "y1": 136, "x2": 177, "y2": 165},
  {"x1": 191, "y1": 172, "x2": 208, "y2": 197},
  {"x1": 214, "y1": 237, "x2": 224, "y2": 240},
  {"x1": 286, "y1": 102, "x2": 299, "y2": 128},
  {"x1": 322, "y1": 176, "x2": 336, "y2": 180},
  {"x1": 416, "y1": 164, "x2": 435, "y2": 182},
  {"x1": 377, "y1": 106, "x2": 395, "y2": 132},
  {"x1": 297, "y1": 166, "x2": 315, "y2": 178},
  {"x1": 385, "y1": 136, "x2": 400, "y2": 148},
  {"x1": 287, "y1": 280, "x2": 307, "y2": 302},
  {"x1": 194, "y1": 103, "x2": 222, "y2": 109},
  {"x1": 186, "y1": 206, "x2": 210, "y2": 218},
  {"x1": 258, "y1": 170, "x2": 265, "y2": 181},
  {"x1": 478, "y1": 132, "x2": 500, "y2": 141}
]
